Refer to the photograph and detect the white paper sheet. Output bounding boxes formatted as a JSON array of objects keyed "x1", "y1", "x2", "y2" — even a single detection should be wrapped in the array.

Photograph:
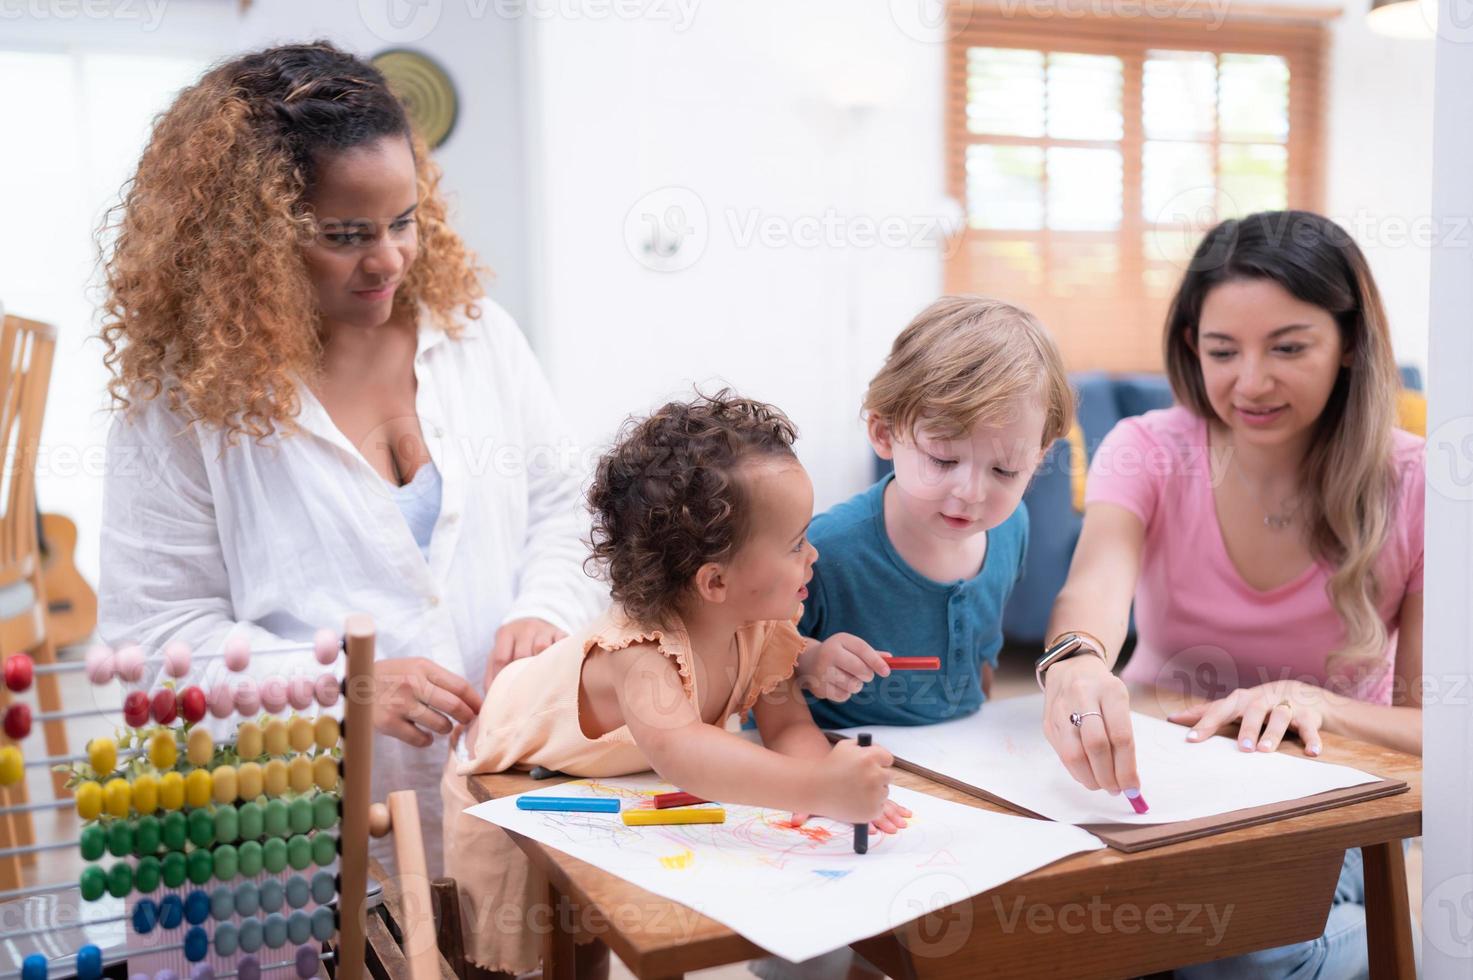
[
  {"x1": 831, "y1": 693, "x2": 1382, "y2": 826},
  {"x1": 464, "y1": 774, "x2": 1103, "y2": 963}
]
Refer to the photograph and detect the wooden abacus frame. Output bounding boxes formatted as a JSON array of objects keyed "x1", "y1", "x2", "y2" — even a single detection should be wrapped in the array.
[{"x1": 0, "y1": 615, "x2": 440, "y2": 980}]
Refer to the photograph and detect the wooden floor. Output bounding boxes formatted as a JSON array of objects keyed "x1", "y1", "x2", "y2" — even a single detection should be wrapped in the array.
[{"x1": 17, "y1": 644, "x2": 1422, "y2": 979}]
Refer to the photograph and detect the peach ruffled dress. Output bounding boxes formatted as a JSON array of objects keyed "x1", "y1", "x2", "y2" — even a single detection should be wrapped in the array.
[{"x1": 439, "y1": 607, "x2": 806, "y2": 972}]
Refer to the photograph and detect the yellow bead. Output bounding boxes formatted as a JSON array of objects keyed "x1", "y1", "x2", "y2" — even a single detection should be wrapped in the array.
[
  {"x1": 288, "y1": 717, "x2": 314, "y2": 753},
  {"x1": 159, "y1": 771, "x2": 185, "y2": 810},
  {"x1": 263, "y1": 759, "x2": 288, "y2": 797},
  {"x1": 88, "y1": 738, "x2": 117, "y2": 777},
  {"x1": 313, "y1": 754, "x2": 339, "y2": 792},
  {"x1": 132, "y1": 773, "x2": 159, "y2": 814},
  {"x1": 288, "y1": 755, "x2": 312, "y2": 794},
  {"x1": 236, "y1": 721, "x2": 262, "y2": 760},
  {"x1": 185, "y1": 768, "x2": 212, "y2": 809},
  {"x1": 149, "y1": 731, "x2": 177, "y2": 771},
  {"x1": 237, "y1": 761, "x2": 263, "y2": 801},
  {"x1": 313, "y1": 716, "x2": 340, "y2": 751},
  {"x1": 264, "y1": 719, "x2": 289, "y2": 757},
  {"x1": 74, "y1": 780, "x2": 102, "y2": 819},
  {"x1": 104, "y1": 777, "x2": 131, "y2": 819},
  {"x1": 0, "y1": 746, "x2": 22, "y2": 787},
  {"x1": 187, "y1": 728, "x2": 214, "y2": 767},
  {"x1": 212, "y1": 764, "x2": 237, "y2": 804}
]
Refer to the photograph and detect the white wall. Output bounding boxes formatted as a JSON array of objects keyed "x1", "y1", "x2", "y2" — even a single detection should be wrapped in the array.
[{"x1": 525, "y1": 1, "x2": 950, "y2": 510}]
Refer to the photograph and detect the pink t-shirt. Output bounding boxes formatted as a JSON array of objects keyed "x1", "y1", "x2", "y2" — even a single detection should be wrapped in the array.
[{"x1": 1086, "y1": 406, "x2": 1424, "y2": 706}]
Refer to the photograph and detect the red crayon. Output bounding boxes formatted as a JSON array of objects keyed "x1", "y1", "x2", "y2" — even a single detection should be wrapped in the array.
[
  {"x1": 882, "y1": 656, "x2": 941, "y2": 671},
  {"x1": 1124, "y1": 788, "x2": 1149, "y2": 814},
  {"x1": 653, "y1": 791, "x2": 711, "y2": 810}
]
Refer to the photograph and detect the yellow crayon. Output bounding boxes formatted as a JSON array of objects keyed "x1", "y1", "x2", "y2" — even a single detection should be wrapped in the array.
[{"x1": 620, "y1": 807, "x2": 726, "y2": 826}]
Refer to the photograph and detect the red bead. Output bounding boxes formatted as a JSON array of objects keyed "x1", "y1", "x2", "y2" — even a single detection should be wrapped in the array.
[
  {"x1": 3, "y1": 654, "x2": 32, "y2": 693},
  {"x1": 123, "y1": 690, "x2": 151, "y2": 728},
  {"x1": 179, "y1": 686, "x2": 206, "y2": 724},
  {"x1": 3, "y1": 703, "x2": 31, "y2": 740},
  {"x1": 150, "y1": 688, "x2": 177, "y2": 726}
]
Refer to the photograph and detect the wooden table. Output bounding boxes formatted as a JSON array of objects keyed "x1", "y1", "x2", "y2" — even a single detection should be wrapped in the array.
[{"x1": 465, "y1": 693, "x2": 1421, "y2": 980}]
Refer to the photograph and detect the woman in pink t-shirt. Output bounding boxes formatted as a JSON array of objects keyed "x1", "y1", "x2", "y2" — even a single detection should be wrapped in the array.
[{"x1": 1040, "y1": 211, "x2": 1423, "y2": 979}]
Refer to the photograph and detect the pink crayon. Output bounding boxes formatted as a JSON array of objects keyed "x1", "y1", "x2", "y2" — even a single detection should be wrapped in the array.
[{"x1": 1124, "y1": 788, "x2": 1149, "y2": 814}]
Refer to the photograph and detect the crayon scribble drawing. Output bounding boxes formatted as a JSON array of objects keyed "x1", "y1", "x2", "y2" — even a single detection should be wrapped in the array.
[{"x1": 466, "y1": 773, "x2": 1104, "y2": 963}]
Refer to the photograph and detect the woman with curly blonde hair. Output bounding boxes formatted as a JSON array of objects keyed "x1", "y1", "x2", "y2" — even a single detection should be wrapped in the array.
[{"x1": 97, "y1": 41, "x2": 605, "y2": 874}]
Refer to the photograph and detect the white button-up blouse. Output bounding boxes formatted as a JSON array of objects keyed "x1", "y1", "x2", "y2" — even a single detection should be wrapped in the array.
[{"x1": 98, "y1": 301, "x2": 609, "y2": 874}]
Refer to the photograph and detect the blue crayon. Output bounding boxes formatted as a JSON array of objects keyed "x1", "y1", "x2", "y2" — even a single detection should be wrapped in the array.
[{"x1": 516, "y1": 796, "x2": 620, "y2": 813}]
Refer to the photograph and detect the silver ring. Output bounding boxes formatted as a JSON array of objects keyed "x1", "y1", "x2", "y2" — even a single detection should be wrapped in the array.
[{"x1": 1070, "y1": 710, "x2": 1103, "y2": 727}]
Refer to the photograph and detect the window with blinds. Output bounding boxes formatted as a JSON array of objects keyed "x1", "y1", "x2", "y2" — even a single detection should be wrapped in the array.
[{"x1": 946, "y1": 10, "x2": 1327, "y2": 371}]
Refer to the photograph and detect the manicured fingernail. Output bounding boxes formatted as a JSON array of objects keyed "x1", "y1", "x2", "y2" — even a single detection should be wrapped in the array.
[
  {"x1": 1123, "y1": 788, "x2": 1140, "y2": 799},
  {"x1": 1240, "y1": 738, "x2": 1254, "y2": 750},
  {"x1": 1308, "y1": 744, "x2": 1321, "y2": 756},
  {"x1": 1187, "y1": 730, "x2": 1200, "y2": 740},
  {"x1": 1259, "y1": 739, "x2": 1272, "y2": 750}
]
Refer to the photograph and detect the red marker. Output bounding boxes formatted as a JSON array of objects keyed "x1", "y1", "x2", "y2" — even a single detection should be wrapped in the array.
[
  {"x1": 1124, "y1": 788, "x2": 1149, "y2": 814},
  {"x1": 653, "y1": 791, "x2": 710, "y2": 810},
  {"x1": 882, "y1": 656, "x2": 941, "y2": 671}
]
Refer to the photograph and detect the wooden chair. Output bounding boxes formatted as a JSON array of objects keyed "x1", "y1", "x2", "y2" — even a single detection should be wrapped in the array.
[{"x1": 0, "y1": 313, "x2": 61, "y2": 891}]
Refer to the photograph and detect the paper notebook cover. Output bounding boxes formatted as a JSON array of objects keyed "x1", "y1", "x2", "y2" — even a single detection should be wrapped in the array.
[
  {"x1": 889, "y1": 754, "x2": 1407, "y2": 852},
  {"x1": 829, "y1": 694, "x2": 1407, "y2": 852}
]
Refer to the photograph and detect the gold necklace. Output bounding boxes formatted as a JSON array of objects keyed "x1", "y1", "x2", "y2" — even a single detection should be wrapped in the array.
[{"x1": 1221, "y1": 442, "x2": 1300, "y2": 530}]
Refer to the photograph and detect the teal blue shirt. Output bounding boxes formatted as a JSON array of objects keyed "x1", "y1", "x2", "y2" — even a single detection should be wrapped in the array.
[{"x1": 799, "y1": 474, "x2": 1029, "y2": 728}]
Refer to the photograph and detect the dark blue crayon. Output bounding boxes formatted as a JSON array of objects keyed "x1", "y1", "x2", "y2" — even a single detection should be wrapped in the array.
[{"x1": 854, "y1": 733, "x2": 871, "y2": 854}]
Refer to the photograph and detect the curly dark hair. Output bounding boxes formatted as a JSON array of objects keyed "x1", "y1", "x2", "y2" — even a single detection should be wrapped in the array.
[
  {"x1": 100, "y1": 41, "x2": 486, "y2": 441},
  {"x1": 587, "y1": 390, "x2": 800, "y2": 626}
]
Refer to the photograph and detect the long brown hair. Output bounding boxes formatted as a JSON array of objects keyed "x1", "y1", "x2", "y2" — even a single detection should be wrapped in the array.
[
  {"x1": 100, "y1": 42, "x2": 486, "y2": 441},
  {"x1": 1164, "y1": 210, "x2": 1401, "y2": 670}
]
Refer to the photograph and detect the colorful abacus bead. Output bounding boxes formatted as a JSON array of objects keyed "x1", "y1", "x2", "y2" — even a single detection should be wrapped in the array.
[
  {"x1": 0, "y1": 745, "x2": 22, "y2": 786},
  {"x1": 76, "y1": 946, "x2": 103, "y2": 980},
  {"x1": 237, "y1": 720, "x2": 264, "y2": 759},
  {"x1": 208, "y1": 682, "x2": 234, "y2": 719},
  {"x1": 184, "y1": 925, "x2": 210, "y2": 962},
  {"x1": 237, "y1": 956, "x2": 260, "y2": 980},
  {"x1": 149, "y1": 730, "x2": 178, "y2": 770},
  {"x1": 260, "y1": 675, "x2": 289, "y2": 714},
  {"x1": 313, "y1": 628, "x2": 339, "y2": 664},
  {"x1": 191, "y1": 966, "x2": 215, "y2": 980},
  {"x1": 115, "y1": 645, "x2": 145, "y2": 683},
  {"x1": 163, "y1": 641, "x2": 192, "y2": 678},
  {"x1": 314, "y1": 715, "x2": 340, "y2": 750},
  {"x1": 314, "y1": 673, "x2": 340, "y2": 707},
  {"x1": 21, "y1": 953, "x2": 46, "y2": 980},
  {"x1": 287, "y1": 675, "x2": 315, "y2": 711},
  {"x1": 185, "y1": 768, "x2": 213, "y2": 808},
  {"x1": 79, "y1": 865, "x2": 106, "y2": 901},
  {"x1": 103, "y1": 778, "x2": 131, "y2": 818},
  {"x1": 79, "y1": 824, "x2": 105, "y2": 860},
  {"x1": 233, "y1": 676, "x2": 261, "y2": 715},
  {"x1": 187, "y1": 727, "x2": 214, "y2": 766},
  {"x1": 295, "y1": 945, "x2": 319, "y2": 979},
  {"x1": 224, "y1": 633, "x2": 250, "y2": 671},
  {"x1": 180, "y1": 685, "x2": 208, "y2": 724},
  {"x1": 133, "y1": 774, "x2": 159, "y2": 814},
  {"x1": 288, "y1": 716, "x2": 314, "y2": 752},
  {"x1": 132, "y1": 898, "x2": 159, "y2": 935},
  {"x1": 238, "y1": 761, "x2": 263, "y2": 799},
  {"x1": 2, "y1": 703, "x2": 30, "y2": 740},
  {"x1": 74, "y1": 781, "x2": 102, "y2": 819},
  {"x1": 88, "y1": 737, "x2": 117, "y2": 776},
  {"x1": 151, "y1": 688, "x2": 178, "y2": 726},
  {"x1": 85, "y1": 645, "x2": 115, "y2": 685},
  {"x1": 159, "y1": 894, "x2": 185, "y2": 929},
  {"x1": 123, "y1": 690, "x2": 151, "y2": 728},
  {"x1": 3, "y1": 652, "x2": 33, "y2": 692},
  {"x1": 160, "y1": 771, "x2": 186, "y2": 810}
]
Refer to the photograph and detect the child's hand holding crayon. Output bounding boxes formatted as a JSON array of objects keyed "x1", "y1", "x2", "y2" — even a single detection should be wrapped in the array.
[{"x1": 797, "y1": 632, "x2": 892, "y2": 702}]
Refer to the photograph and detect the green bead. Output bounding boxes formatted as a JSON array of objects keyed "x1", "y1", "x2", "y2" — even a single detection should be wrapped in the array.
[
  {"x1": 311, "y1": 832, "x2": 337, "y2": 868},
  {"x1": 188, "y1": 808, "x2": 215, "y2": 848},
  {"x1": 161, "y1": 850, "x2": 187, "y2": 888},
  {"x1": 214, "y1": 804, "x2": 239, "y2": 844},
  {"x1": 79, "y1": 865, "x2": 106, "y2": 901},
  {"x1": 213, "y1": 843, "x2": 238, "y2": 881},
  {"x1": 238, "y1": 801, "x2": 264, "y2": 840},
  {"x1": 134, "y1": 815, "x2": 161, "y2": 856},
  {"x1": 107, "y1": 861, "x2": 133, "y2": 898},
  {"x1": 107, "y1": 820, "x2": 133, "y2": 858},
  {"x1": 286, "y1": 834, "x2": 312, "y2": 871},
  {"x1": 134, "y1": 855, "x2": 161, "y2": 893},
  {"x1": 187, "y1": 847, "x2": 213, "y2": 885},
  {"x1": 313, "y1": 794, "x2": 339, "y2": 831},
  {"x1": 263, "y1": 798, "x2": 289, "y2": 839},
  {"x1": 79, "y1": 824, "x2": 106, "y2": 861},
  {"x1": 162, "y1": 811, "x2": 188, "y2": 851},
  {"x1": 262, "y1": 836, "x2": 288, "y2": 874},
  {"x1": 237, "y1": 839, "x2": 263, "y2": 877},
  {"x1": 288, "y1": 797, "x2": 313, "y2": 835}
]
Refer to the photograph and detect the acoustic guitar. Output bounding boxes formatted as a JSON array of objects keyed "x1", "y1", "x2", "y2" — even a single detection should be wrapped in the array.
[{"x1": 37, "y1": 512, "x2": 97, "y2": 650}]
